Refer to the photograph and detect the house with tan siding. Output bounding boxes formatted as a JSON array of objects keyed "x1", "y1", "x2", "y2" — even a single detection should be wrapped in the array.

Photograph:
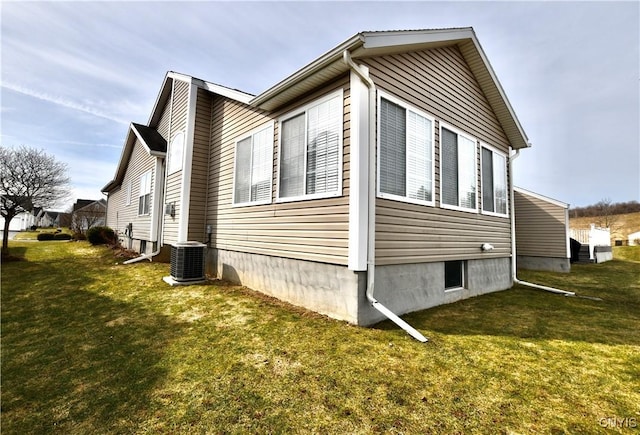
[
  {"x1": 104, "y1": 28, "x2": 543, "y2": 328},
  {"x1": 514, "y1": 187, "x2": 571, "y2": 272}
]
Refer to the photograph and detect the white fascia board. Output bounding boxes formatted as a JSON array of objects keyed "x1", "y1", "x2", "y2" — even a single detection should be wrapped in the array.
[
  {"x1": 200, "y1": 81, "x2": 254, "y2": 104},
  {"x1": 250, "y1": 34, "x2": 364, "y2": 108},
  {"x1": 464, "y1": 32, "x2": 531, "y2": 150},
  {"x1": 169, "y1": 71, "x2": 254, "y2": 105},
  {"x1": 147, "y1": 73, "x2": 174, "y2": 127},
  {"x1": 361, "y1": 28, "x2": 474, "y2": 49},
  {"x1": 514, "y1": 186, "x2": 569, "y2": 209},
  {"x1": 130, "y1": 123, "x2": 166, "y2": 157},
  {"x1": 102, "y1": 126, "x2": 137, "y2": 192}
]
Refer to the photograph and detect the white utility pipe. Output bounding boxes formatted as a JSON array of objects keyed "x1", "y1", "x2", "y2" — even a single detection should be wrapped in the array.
[
  {"x1": 343, "y1": 50, "x2": 428, "y2": 343},
  {"x1": 123, "y1": 250, "x2": 159, "y2": 264},
  {"x1": 509, "y1": 149, "x2": 576, "y2": 297}
]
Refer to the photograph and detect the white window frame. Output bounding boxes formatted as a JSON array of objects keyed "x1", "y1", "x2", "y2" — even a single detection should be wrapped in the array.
[
  {"x1": 444, "y1": 260, "x2": 465, "y2": 292},
  {"x1": 377, "y1": 91, "x2": 435, "y2": 207},
  {"x1": 480, "y1": 143, "x2": 509, "y2": 218},
  {"x1": 439, "y1": 122, "x2": 478, "y2": 213},
  {"x1": 167, "y1": 131, "x2": 185, "y2": 175},
  {"x1": 276, "y1": 90, "x2": 344, "y2": 203},
  {"x1": 232, "y1": 122, "x2": 274, "y2": 207},
  {"x1": 138, "y1": 170, "x2": 152, "y2": 216},
  {"x1": 125, "y1": 180, "x2": 132, "y2": 206}
]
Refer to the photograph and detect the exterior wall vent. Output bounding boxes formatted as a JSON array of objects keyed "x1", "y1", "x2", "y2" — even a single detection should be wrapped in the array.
[{"x1": 170, "y1": 241, "x2": 206, "y2": 282}]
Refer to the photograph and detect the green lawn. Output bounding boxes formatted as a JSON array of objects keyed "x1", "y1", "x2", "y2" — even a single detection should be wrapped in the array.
[{"x1": 2, "y1": 242, "x2": 639, "y2": 434}]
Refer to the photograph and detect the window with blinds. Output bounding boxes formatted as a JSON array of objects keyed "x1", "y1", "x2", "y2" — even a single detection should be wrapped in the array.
[
  {"x1": 440, "y1": 125, "x2": 477, "y2": 212},
  {"x1": 278, "y1": 91, "x2": 342, "y2": 200},
  {"x1": 233, "y1": 123, "x2": 274, "y2": 206},
  {"x1": 378, "y1": 94, "x2": 434, "y2": 205},
  {"x1": 481, "y1": 146, "x2": 508, "y2": 216}
]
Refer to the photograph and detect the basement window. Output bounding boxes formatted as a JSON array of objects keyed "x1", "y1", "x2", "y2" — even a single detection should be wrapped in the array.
[{"x1": 444, "y1": 260, "x2": 465, "y2": 291}]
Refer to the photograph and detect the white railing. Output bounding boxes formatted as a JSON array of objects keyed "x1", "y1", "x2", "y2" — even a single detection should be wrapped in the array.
[
  {"x1": 570, "y1": 224, "x2": 611, "y2": 260},
  {"x1": 570, "y1": 229, "x2": 591, "y2": 244}
]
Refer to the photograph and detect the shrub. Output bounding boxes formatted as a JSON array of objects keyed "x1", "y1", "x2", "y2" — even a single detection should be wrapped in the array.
[
  {"x1": 86, "y1": 226, "x2": 116, "y2": 246},
  {"x1": 72, "y1": 232, "x2": 87, "y2": 241},
  {"x1": 54, "y1": 233, "x2": 72, "y2": 240},
  {"x1": 30, "y1": 225, "x2": 37, "y2": 231},
  {"x1": 37, "y1": 233, "x2": 55, "y2": 241}
]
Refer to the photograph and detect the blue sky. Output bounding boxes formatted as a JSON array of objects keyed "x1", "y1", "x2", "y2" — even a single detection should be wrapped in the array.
[{"x1": 1, "y1": 1, "x2": 638, "y2": 210}]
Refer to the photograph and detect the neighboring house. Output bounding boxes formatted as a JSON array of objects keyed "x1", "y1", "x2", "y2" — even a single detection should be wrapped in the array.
[
  {"x1": 0, "y1": 211, "x2": 35, "y2": 232},
  {"x1": 72, "y1": 198, "x2": 107, "y2": 232},
  {"x1": 628, "y1": 231, "x2": 640, "y2": 246},
  {"x1": 513, "y1": 187, "x2": 570, "y2": 272},
  {"x1": 37, "y1": 210, "x2": 60, "y2": 228},
  {"x1": 103, "y1": 28, "x2": 536, "y2": 326}
]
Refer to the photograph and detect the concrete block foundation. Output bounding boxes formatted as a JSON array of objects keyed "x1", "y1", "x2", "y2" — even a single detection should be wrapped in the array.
[
  {"x1": 207, "y1": 249, "x2": 513, "y2": 326},
  {"x1": 517, "y1": 255, "x2": 571, "y2": 273}
]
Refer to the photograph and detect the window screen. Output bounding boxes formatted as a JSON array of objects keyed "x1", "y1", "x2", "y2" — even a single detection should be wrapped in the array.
[
  {"x1": 441, "y1": 126, "x2": 476, "y2": 211},
  {"x1": 379, "y1": 96, "x2": 433, "y2": 203},
  {"x1": 380, "y1": 98, "x2": 407, "y2": 197},
  {"x1": 441, "y1": 128, "x2": 459, "y2": 207},
  {"x1": 279, "y1": 94, "x2": 341, "y2": 199},
  {"x1": 481, "y1": 146, "x2": 507, "y2": 215},
  {"x1": 233, "y1": 124, "x2": 273, "y2": 205}
]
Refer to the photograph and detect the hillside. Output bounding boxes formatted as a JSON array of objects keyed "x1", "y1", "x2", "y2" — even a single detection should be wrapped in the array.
[{"x1": 570, "y1": 211, "x2": 640, "y2": 243}]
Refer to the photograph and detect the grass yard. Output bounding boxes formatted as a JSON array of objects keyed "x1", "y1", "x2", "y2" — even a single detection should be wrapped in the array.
[{"x1": 2, "y1": 242, "x2": 639, "y2": 434}]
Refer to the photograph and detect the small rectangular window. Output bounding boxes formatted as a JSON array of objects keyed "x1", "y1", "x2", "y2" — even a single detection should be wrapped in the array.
[
  {"x1": 278, "y1": 92, "x2": 342, "y2": 201},
  {"x1": 378, "y1": 93, "x2": 434, "y2": 205},
  {"x1": 138, "y1": 171, "x2": 152, "y2": 215},
  {"x1": 125, "y1": 180, "x2": 132, "y2": 206},
  {"x1": 444, "y1": 260, "x2": 464, "y2": 290},
  {"x1": 233, "y1": 123, "x2": 274, "y2": 206},
  {"x1": 441, "y1": 125, "x2": 477, "y2": 212},
  {"x1": 481, "y1": 145, "x2": 508, "y2": 216}
]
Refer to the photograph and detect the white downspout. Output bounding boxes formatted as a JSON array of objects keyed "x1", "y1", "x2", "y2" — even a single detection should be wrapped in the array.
[
  {"x1": 124, "y1": 81, "x2": 174, "y2": 266},
  {"x1": 343, "y1": 50, "x2": 428, "y2": 342},
  {"x1": 509, "y1": 149, "x2": 575, "y2": 296}
]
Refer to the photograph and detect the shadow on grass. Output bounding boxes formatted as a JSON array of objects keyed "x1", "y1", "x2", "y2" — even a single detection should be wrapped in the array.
[
  {"x1": 1, "y1": 255, "x2": 181, "y2": 433},
  {"x1": 376, "y1": 260, "x2": 640, "y2": 346},
  {"x1": 1, "y1": 246, "x2": 28, "y2": 262}
]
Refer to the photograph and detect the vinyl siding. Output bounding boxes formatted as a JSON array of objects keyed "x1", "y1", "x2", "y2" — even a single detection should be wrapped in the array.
[
  {"x1": 207, "y1": 77, "x2": 351, "y2": 265},
  {"x1": 187, "y1": 88, "x2": 213, "y2": 241},
  {"x1": 514, "y1": 190, "x2": 568, "y2": 258},
  {"x1": 156, "y1": 94, "x2": 171, "y2": 140},
  {"x1": 364, "y1": 46, "x2": 512, "y2": 265},
  {"x1": 162, "y1": 79, "x2": 190, "y2": 245},
  {"x1": 107, "y1": 139, "x2": 156, "y2": 243},
  {"x1": 105, "y1": 185, "x2": 121, "y2": 229}
]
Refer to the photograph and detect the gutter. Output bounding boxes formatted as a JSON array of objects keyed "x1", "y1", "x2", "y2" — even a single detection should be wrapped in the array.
[
  {"x1": 251, "y1": 35, "x2": 364, "y2": 108},
  {"x1": 343, "y1": 50, "x2": 428, "y2": 343},
  {"x1": 509, "y1": 150, "x2": 576, "y2": 297}
]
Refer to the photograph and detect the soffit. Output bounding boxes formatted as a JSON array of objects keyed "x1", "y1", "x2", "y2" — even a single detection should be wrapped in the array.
[{"x1": 251, "y1": 28, "x2": 530, "y2": 150}]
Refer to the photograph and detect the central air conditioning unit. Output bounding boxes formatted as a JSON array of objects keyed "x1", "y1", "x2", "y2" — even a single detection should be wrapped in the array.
[{"x1": 170, "y1": 241, "x2": 206, "y2": 282}]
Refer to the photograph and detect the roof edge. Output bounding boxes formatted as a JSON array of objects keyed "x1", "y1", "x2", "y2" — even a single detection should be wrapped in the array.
[
  {"x1": 249, "y1": 33, "x2": 364, "y2": 107},
  {"x1": 514, "y1": 186, "x2": 569, "y2": 209}
]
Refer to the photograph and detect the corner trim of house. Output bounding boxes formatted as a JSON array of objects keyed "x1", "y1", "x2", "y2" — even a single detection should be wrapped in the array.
[
  {"x1": 178, "y1": 82, "x2": 198, "y2": 242},
  {"x1": 150, "y1": 156, "x2": 164, "y2": 243},
  {"x1": 348, "y1": 69, "x2": 369, "y2": 271}
]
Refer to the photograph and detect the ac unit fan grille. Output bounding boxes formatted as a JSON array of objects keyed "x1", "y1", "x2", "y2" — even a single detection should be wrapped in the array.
[{"x1": 170, "y1": 243, "x2": 205, "y2": 282}]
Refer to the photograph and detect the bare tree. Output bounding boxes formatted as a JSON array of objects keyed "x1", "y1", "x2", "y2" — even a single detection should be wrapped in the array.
[
  {"x1": 593, "y1": 197, "x2": 620, "y2": 231},
  {"x1": 71, "y1": 200, "x2": 106, "y2": 234},
  {"x1": 1, "y1": 146, "x2": 70, "y2": 253}
]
